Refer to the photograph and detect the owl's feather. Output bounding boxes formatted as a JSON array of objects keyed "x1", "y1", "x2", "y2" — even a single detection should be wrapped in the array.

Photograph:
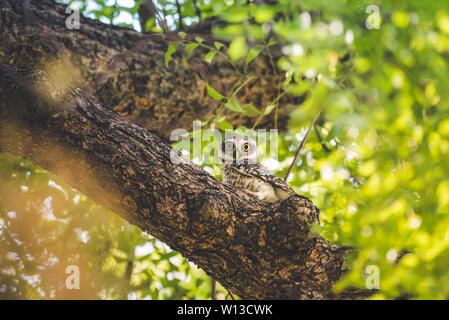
[
  {"x1": 233, "y1": 163, "x2": 295, "y2": 195},
  {"x1": 222, "y1": 162, "x2": 295, "y2": 202}
]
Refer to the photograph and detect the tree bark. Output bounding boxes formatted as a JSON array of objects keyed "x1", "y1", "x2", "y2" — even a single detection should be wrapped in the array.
[
  {"x1": 0, "y1": 0, "x2": 301, "y2": 140},
  {"x1": 0, "y1": 62, "x2": 365, "y2": 300}
]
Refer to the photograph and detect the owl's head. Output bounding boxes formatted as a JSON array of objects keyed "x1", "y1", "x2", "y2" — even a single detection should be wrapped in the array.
[{"x1": 220, "y1": 136, "x2": 257, "y2": 164}]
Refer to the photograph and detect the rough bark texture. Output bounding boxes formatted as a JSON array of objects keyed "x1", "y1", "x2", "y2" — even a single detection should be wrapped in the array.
[
  {"x1": 0, "y1": 63, "x2": 362, "y2": 300},
  {"x1": 0, "y1": 0, "x2": 301, "y2": 140}
]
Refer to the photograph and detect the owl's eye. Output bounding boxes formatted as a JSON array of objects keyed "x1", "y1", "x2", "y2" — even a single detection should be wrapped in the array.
[{"x1": 242, "y1": 143, "x2": 250, "y2": 152}]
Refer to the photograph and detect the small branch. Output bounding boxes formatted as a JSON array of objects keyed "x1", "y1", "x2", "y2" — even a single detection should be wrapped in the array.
[
  {"x1": 161, "y1": 3, "x2": 169, "y2": 33},
  {"x1": 284, "y1": 110, "x2": 321, "y2": 182},
  {"x1": 337, "y1": 65, "x2": 355, "y2": 87},
  {"x1": 176, "y1": 0, "x2": 184, "y2": 30},
  {"x1": 122, "y1": 252, "x2": 135, "y2": 300},
  {"x1": 211, "y1": 279, "x2": 216, "y2": 300},
  {"x1": 314, "y1": 125, "x2": 331, "y2": 153},
  {"x1": 283, "y1": 65, "x2": 353, "y2": 181},
  {"x1": 193, "y1": 0, "x2": 202, "y2": 21},
  {"x1": 195, "y1": 42, "x2": 242, "y2": 75},
  {"x1": 226, "y1": 291, "x2": 236, "y2": 300}
]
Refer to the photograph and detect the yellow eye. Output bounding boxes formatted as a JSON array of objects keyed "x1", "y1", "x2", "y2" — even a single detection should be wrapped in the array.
[{"x1": 242, "y1": 143, "x2": 250, "y2": 152}]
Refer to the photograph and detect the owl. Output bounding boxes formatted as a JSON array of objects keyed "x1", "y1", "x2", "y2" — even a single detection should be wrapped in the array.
[{"x1": 220, "y1": 136, "x2": 296, "y2": 202}]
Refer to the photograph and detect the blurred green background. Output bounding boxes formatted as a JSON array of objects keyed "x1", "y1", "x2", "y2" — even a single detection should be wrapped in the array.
[{"x1": 2, "y1": 0, "x2": 449, "y2": 299}]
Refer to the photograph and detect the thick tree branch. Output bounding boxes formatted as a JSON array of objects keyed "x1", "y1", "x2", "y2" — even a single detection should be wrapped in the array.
[
  {"x1": 0, "y1": 63, "x2": 364, "y2": 300},
  {"x1": 0, "y1": 0, "x2": 300, "y2": 140}
]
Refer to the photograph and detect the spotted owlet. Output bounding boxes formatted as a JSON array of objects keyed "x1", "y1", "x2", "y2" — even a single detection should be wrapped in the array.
[{"x1": 220, "y1": 136, "x2": 296, "y2": 202}]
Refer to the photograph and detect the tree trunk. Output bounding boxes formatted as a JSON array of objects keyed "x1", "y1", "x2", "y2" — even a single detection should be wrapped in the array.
[
  {"x1": 0, "y1": 0, "x2": 301, "y2": 140},
  {"x1": 0, "y1": 61, "x2": 369, "y2": 300}
]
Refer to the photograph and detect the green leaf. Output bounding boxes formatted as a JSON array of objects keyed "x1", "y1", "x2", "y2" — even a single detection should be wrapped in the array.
[
  {"x1": 287, "y1": 81, "x2": 310, "y2": 96},
  {"x1": 117, "y1": 23, "x2": 134, "y2": 29},
  {"x1": 221, "y1": 7, "x2": 249, "y2": 23},
  {"x1": 214, "y1": 41, "x2": 225, "y2": 50},
  {"x1": 206, "y1": 83, "x2": 225, "y2": 101},
  {"x1": 178, "y1": 31, "x2": 187, "y2": 39},
  {"x1": 267, "y1": 39, "x2": 277, "y2": 46},
  {"x1": 254, "y1": 6, "x2": 275, "y2": 23},
  {"x1": 182, "y1": 43, "x2": 199, "y2": 68},
  {"x1": 228, "y1": 36, "x2": 247, "y2": 62},
  {"x1": 204, "y1": 51, "x2": 218, "y2": 64},
  {"x1": 246, "y1": 45, "x2": 263, "y2": 66},
  {"x1": 218, "y1": 120, "x2": 233, "y2": 130},
  {"x1": 195, "y1": 36, "x2": 205, "y2": 43},
  {"x1": 102, "y1": 7, "x2": 115, "y2": 19},
  {"x1": 144, "y1": 17, "x2": 156, "y2": 32},
  {"x1": 263, "y1": 104, "x2": 276, "y2": 115},
  {"x1": 241, "y1": 103, "x2": 261, "y2": 117},
  {"x1": 165, "y1": 42, "x2": 180, "y2": 67},
  {"x1": 223, "y1": 97, "x2": 260, "y2": 116},
  {"x1": 224, "y1": 97, "x2": 243, "y2": 112}
]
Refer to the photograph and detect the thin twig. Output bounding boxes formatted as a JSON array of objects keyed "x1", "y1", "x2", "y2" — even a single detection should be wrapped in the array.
[
  {"x1": 176, "y1": 0, "x2": 184, "y2": 30},
  {"x1": 337, "y1": 65, "x2": 354, "y2": 87},
  {"x1": 283, "y1": 65, "x2": 353, "y2": 179},
  {"x1": 284, "y1": 110, "x2": 322, "y2": 182},
  {"x1": 314, "y1": 125, "x2": 331, "y2": 153},
  {"x1": 196, "y1": 42, "x2": 242, "y2": 75},
  {"x1": 264, "y1": 35, "x2": 277, "y2": 75},
  {"x1": 193, "y1": 0, "x2": 202, "y2": 20},
  {"x1": 211, "y1": 279, "x2": 216, "y2": 300},
  {"x1": 161, "y1": 4, "x2": 169, "y2": 33}
]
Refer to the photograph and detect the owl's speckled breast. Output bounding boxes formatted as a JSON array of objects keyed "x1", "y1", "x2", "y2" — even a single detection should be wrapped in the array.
[{"x1": 222, "y1": 164, "x2": 280, "y2": 202}]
